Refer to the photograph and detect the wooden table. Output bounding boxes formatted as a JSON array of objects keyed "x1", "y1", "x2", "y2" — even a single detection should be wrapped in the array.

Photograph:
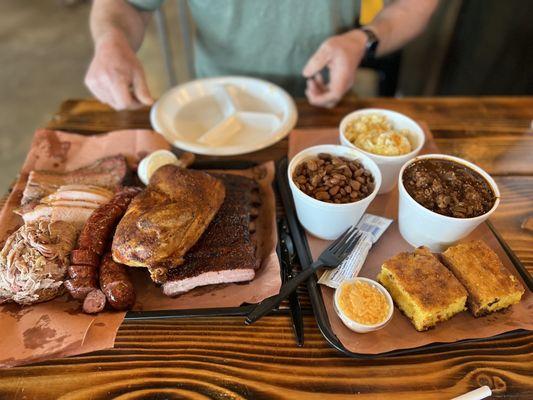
[{"x1": 1, "y1": 97, "x2": 531, "y2": 399}]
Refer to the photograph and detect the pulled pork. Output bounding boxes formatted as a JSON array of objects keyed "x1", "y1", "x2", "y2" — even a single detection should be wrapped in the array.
[{"x1": 0, "y1": 219, "x2": 77, "y2": 305}]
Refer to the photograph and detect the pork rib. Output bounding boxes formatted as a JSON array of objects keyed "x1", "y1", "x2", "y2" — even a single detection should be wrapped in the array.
[{"x1": 163, "y1": 173, "x2": 260, "y2": 296}]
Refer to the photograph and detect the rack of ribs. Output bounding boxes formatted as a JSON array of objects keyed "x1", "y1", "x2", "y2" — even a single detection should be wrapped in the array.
[{"x1": 162, "y1": 173, "x2": 261, "y2": 296}]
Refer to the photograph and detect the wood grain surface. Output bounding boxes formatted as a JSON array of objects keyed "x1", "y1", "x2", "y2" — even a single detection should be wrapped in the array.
[{"x1": 1, "y1": 97, "x2": 532, "y2": 399}]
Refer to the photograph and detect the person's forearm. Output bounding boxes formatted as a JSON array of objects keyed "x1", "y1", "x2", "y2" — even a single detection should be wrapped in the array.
[
  {"x1": 90, "y1": 0, "x2": 151, "y2": 50},
  {"x1": 363, "y1": 0, "x2": 438, "y2": 56}
]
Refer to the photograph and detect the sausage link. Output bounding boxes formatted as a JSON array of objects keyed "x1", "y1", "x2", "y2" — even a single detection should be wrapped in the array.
[
  {"x1": 68, "y1": 264, "x2": 97, "y2": 279},
  {"x1": 82, "y1": 289, "x2": 106, "y2": 314},
  {"x1": 70, "y1": 249, "x2": 99, "y2": 267},
  {"x1": 67, "y1": 187, "x2": 140, "y2": 304},
  {"x1": 77, "y1": 203, "x2": 123, "y2": 255},
  {"x1": 110, "y1": 187, "x2": 142, "y2": 211},
  {"x1": 64, "y1": 277, "x2": 98, "y2": 300},
  {"x1": 100, "y1": 253, "x2": 136, "y2": 310}
]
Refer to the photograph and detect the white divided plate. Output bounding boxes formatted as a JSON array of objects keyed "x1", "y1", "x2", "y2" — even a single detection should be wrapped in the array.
[{"x1": 150, "y1": 76, "x2": 298, "y2": 156}]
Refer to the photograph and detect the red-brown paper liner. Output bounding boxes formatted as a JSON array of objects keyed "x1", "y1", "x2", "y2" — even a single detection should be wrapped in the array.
[
  {"x1": 288, "y1": 127, "x2": 532, "y2": 355},
  {"x1": 0, "y1": 129, "x2": 281, "y2": 367}
]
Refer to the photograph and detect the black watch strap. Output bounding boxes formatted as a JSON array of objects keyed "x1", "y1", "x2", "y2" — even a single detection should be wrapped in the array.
[{"x1": 361, "y1": 27, "x2": 379, "y2": 59}]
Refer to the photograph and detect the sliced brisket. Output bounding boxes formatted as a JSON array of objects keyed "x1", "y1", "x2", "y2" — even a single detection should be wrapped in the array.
[{"x1": 21, "y1": 155, "x2": 130, "y2": 205}]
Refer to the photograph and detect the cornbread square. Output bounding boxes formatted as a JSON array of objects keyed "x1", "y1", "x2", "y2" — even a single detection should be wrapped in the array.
[
  {"x1": 377, "y1": 247, "x2": 467, "y2": 331},
  {"x1": 442, "y1": 240, "x2": 525, "y2": 317}
]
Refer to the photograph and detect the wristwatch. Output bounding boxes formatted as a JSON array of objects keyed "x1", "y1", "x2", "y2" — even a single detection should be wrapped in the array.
[{"x1": 360, "y1": 27, "x2": 380, "y2": 60}]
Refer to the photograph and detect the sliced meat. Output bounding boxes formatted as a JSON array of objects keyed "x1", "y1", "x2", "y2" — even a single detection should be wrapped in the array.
[
  {"x1": 40, "y1": 199, "x2": 102, "y2": 209},
  {"x1": 17, "y1": 184, "x2": 112, "y2": 217},
  {"x1": 51, "y1": 206, "x2": 96, "y2": 229},
  {"x1": 82, "y1": 289, "x2": 106, "y2": 314},
  {"x1": 21, "y1": 155, "x2": 130, "y2": 205},
  {"x1": 21, "y1": 205, "x2": 53, "y2": 222},
  {"x1": 41, "y1": 186, "x2": 113, "y2": 205},
  {"x1": 163, "y1": 269, "x2": 255, "y2": 296},
  {"x1": 57, "y1": 184, "x2": 116, "y2": 196},
  {"x1": 23, "y1": 203, "x2": 99, "y2": 228}
]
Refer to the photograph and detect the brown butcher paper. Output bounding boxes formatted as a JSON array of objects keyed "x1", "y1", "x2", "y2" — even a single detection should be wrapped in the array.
[
  {"x1": 288, "y1": 127, "x2": 532, "y2": 355},
  {"x1": 0, "y1": 129, "x2": 281, "y2": 368}
]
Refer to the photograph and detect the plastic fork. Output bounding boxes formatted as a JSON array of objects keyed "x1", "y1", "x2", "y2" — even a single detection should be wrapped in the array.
[{"x1": 245, "y1": 226, "x2": 362, "y2": 325}]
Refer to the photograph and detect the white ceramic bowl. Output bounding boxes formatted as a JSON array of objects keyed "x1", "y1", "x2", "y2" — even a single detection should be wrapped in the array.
[
  {"x1": 398, "y1": 154, "x2": 500, "y2": 252},
  {"x1": 339, "y1": 108, "x2": 425, "y2": 194},
  {"x1": 288, "y1": 145, "x2": 381, "y2": 240},
  {"x1": 334, "y1": 277, "x2": 394, "y2": 333}
]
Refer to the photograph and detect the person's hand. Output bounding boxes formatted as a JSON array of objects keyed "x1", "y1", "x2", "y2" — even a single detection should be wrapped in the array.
[
  {"x1": 303, "y1": 30, "x2": 367, "y2": 108},
  {"x1": 85, "y1": 32, "x2": 153, "y2": 110}
]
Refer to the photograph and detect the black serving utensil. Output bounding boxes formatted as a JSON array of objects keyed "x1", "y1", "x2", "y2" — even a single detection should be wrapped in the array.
[
  {"x1": 279, "y1": 218, "x2": 304, "y2": 347},
  {"x1": 245, "y1": 226, "x2": 362, "y2": 325}
]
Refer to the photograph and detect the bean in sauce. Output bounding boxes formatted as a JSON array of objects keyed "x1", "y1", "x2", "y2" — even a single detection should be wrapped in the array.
[{"x1": 402, "y1": 159, "x2": 496, "y2": 218}]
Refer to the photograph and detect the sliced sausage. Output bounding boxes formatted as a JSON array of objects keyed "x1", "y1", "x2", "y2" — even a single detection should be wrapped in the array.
[
  {"x1": 82, "y1": 289, "x2": 106, "y2": 314},
  {"x1": 64, "y1": 277, "x2": 98, "y2": 300},
  {"x1": 100, "y1": 253, "x2": 136, "y2": 311}
]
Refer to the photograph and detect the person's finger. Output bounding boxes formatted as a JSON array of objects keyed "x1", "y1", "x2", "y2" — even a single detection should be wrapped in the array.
[
  {"x1": 314, "y1": 73, "x2": 325, "y2": 86},
  {"x1": 132, "y1": 67, "x2": 154, "y2": 106},
  {"x1": 327, "y1": 58, "x2": 353, "y2": 100},
  {"x1": 306, "y1": 77, "x2": 327, "y2": 103},
  {"x1": 306, "y1": 78, "x2": 322, "y2": 96},
  {"x1": 306, "y1": 89, "x2": 335, "y2": 108},
  {"x1": 108, "y1": 75, "x2": 136, "y2": 110},
  {"x1": 306, "y1": 75, "x2": 330, "y2": 104},
  {"x1": 85, "y1": 71, "x2": 110, "y2": 105},
  {"x1": 302, "y1": 42, "x2": 332, "y2": 78},
  {"x1": 306, "y1": 86, "x2": 340, "y2": 108},
  {"x1": 311, "y1": 75, "x2": 328, "y2": 92},
  {"x1": 85, "y1": 75, "x2": 115, "y2": 108},
  {"x1": 305, "y1": 81, "x2": 320, "y2": 103},
  {"x1": 308, "y1": 60, "x2": 353, "y2": 108},
  {"x1": 306, "y1": 82, "x2": 337, "y2": 108}
]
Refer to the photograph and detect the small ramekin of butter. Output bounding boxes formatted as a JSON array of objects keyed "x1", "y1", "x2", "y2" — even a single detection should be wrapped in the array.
[
  {"x1": 339, "y1": 109, "x2": 425, "y2": 194},
  {"x1": 334, "y1": 277, "x2": 393, "y2": 333}
]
